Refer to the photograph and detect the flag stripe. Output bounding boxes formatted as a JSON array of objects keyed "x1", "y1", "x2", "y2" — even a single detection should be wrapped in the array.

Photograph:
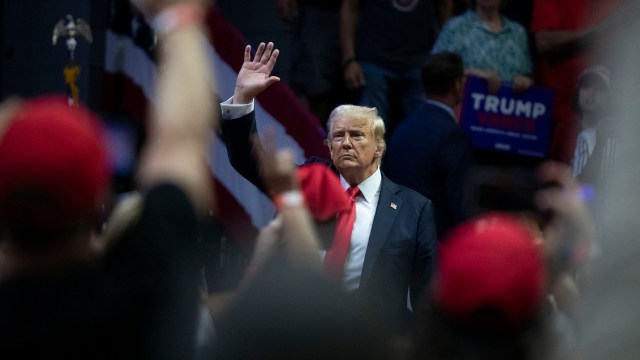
[
  {"x1": 103, "y1": 8, "x2": 329, "y2": 245},
  {"x1": 102, "y1": 69, "x2": 260, "y2": 246},
  {"x1": 101, "y1": 72, "x2": 149, "y2": 123},
  {"x1": 206, "y1": 9, "x2": 330, "y2": 160},
  {"x1": 212, "y1": 177, "x2": 258, "y2": 250},
  {"x1": 104, "y1": 31, "x2": 155, "y2": 100}
]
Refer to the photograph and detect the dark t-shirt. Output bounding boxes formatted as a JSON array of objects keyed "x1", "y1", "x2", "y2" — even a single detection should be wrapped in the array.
[
  {"x1": 302, "y1": 0, "x2": 342, "y2": 9},
  {"x1": 356, "y1": 0, "x2": 438, "y2": 69},
  {"x1": 0, "y1": 184, "x2": 200, "y2": 359}
]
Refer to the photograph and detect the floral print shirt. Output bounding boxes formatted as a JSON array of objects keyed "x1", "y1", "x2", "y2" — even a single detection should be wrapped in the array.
[{"x1": 432, "y1": 10, "x2": 533, "y2": 81}]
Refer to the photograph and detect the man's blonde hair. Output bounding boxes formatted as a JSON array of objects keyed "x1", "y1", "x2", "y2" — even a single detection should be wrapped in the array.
[{"x1": 326, "y1": 105, "x2": 386, "y2": 164}]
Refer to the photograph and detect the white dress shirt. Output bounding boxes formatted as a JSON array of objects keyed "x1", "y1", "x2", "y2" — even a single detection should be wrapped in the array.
[
  {"x1": 340, "y1": 168, "x2": 381, "y2": 291},
  {"x1": 220, "y1": 97, "x2": 254, "y2": 120}
]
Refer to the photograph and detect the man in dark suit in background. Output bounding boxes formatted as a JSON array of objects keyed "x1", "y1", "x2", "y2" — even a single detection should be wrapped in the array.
[
  {"x1": 384, "y1": 52, "x2": 474, "y2": 240},
  {"x1": 221, "y1": 42, "x2": 437, "y2": 332}
]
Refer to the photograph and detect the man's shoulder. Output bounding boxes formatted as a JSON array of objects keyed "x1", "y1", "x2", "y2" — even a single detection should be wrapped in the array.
[
  {"x1": 381, "y1": 174, "x2": 431, "y2": 206},
  {"x1": 398, "y1": 103, "x2": 457, "y2": 133},
  {"x1": 419, "y1": 103, "x2": 456, "y2": 122}
]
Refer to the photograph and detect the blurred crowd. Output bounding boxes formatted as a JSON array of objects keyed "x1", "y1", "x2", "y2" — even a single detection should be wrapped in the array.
[
  {"x1": 0, "y1": 0, "x2": 637, "y2": 359},
  {"x1": 279, "y1": 0, "x2": 632, "y2": 161}
]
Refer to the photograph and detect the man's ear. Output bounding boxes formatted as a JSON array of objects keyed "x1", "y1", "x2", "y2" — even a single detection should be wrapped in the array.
[
  {"x1": 325, "y1": 139, "x2": 334, "y2": 159},
  {"x1": 374, "y1": 145, "x2": 384, "y2": 159},
  {"x1": 453, "y1": 76, "x2": 464, "y2": 101}
]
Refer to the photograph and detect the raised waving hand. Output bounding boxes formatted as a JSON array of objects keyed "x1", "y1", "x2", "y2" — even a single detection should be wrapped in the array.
[{"x1": 232, "y1": 42, "x2": 280, "y2": 104}]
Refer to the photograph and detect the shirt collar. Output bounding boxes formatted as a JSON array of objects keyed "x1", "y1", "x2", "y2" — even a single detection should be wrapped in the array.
[
  {"x1": 466, "y1": 10, "x2": 512, "y2": 34},
  {"x1": 340, "y1": 167, "x2": 382, "y2": 203},
  {"x1": 425, "y1": 99, "x2": 456, "y2": 120}
]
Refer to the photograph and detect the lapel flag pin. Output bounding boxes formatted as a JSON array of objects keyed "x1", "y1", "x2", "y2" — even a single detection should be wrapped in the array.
[{"x1": 390, "y1": 202, "x2": 397, "y2": 209}]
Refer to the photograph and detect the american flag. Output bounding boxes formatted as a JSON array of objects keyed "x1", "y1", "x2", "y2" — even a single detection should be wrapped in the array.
[{"x1": 102, "y1": 0, "x2": 329, "y2": 249}]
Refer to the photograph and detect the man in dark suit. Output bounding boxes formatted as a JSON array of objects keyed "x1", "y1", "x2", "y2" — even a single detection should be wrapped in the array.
[
  {"x1": 384, "y1": 52, "x2": 474, "y2": 240},
  {"x1": 221, "y1": 42, "x2": 437, "y2": 332}
]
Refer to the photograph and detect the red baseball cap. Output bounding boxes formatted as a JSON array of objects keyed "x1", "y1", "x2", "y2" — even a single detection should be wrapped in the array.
[
  {"x1": 433, "y1": 212, "x2": 547, "y2": 329},
  {"x1": 0, "y1": 96, "x2": 110, "y2": 236}
]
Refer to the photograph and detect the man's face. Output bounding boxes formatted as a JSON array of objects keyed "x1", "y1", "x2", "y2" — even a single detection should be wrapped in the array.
[
  {"x1": 328, "y1": 116, "x2": 381, "y2": 183},
  {"x1": 578, "y1": 78, "x2": 609, "y2": 115}
]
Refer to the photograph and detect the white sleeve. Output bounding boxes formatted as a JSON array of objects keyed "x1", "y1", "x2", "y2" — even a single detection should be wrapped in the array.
[{"x1": 220, "y1": 97, "x2": 255, "y2": 120}]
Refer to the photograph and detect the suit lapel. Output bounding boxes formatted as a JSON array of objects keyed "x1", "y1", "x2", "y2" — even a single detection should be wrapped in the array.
[{"x1": 360, "y1": 175, "x2": 402, "y2": 287}]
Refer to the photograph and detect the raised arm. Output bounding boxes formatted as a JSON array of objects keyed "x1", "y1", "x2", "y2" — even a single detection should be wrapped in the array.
[
  {"x1": 534, "y1": 29, "x2": 596, "y2": 56},
  {"x1": 135, "y1": 0, "x2": 217, "y2": 212},
  {"x1": 221, "y1": 42, "x2": 281, "y2": 193},
  {"x1": 231, "y1": 42, "x2": 280, "y2": 105},
  {"x1": 122, "y1": 2, "x2": 216, "y2": 357},
  {"x1": 340, "y1": 0, "x2": 365, "y2": 90},
  {"x1": 534, "y1": 1, "x2": 640, "y2": 56},
  {"x1": 205, "y1": 134, "x2": 324, "y2": 322},
  {"x1": 250, "y1": 132, "x2": 323, "y2": 271}
]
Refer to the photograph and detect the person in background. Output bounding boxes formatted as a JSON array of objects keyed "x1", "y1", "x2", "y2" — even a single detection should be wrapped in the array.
[
  {"x1": 571, "y1": 66, "x2": 614, "y2": 182},
  {"x1": 529, "y1": 0, "x2": 634, "y2": 163},
  {"x1": 570, "y1": 65, "x2": 616, "y2": 253},
  {"x1": 0, "y1": 0, "x2": 217, "y2": 358},
  {"x1": 414, "y1": 212, "x2": 553, "y2": 360},
  {"x1": 432, "y1": 0, "x2": 534, "y2": 94},
  {"x1": 385, "y1": 52, "x2": 474, "y2": 239},
  {"x1": 276, "y1": 0, "x2": 345, "y2": 122},
  {"x1": 414, "y1": 162, "x2": 595, "y2": 359},
  {"x1": 340, "y1": 0, "x2": 454, "y2": 132}
]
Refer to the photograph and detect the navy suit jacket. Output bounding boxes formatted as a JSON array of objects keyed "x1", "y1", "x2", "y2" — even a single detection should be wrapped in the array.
[
  {"x1": 384, "y1": 101, "x2": 474, "y2": 239},
  {"x1": 222, "y1": 111, "x2": 437, "y2": 330}
]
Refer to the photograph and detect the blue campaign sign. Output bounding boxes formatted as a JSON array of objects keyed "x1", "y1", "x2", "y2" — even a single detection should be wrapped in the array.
[{"x1": 460, "y1": 76, "x2": 555, "y2": 158}]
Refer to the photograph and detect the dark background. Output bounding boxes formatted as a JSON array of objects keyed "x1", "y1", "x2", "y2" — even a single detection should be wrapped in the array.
[
  {"x1": 0, "y1": 0, "x2": 295, "y2": 105},
  {"x1": 0, "y1": 0, "x2": 533, "y2": 106}
]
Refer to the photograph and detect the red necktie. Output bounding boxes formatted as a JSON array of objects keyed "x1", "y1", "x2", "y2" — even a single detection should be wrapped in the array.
[{"x1": 324, "y1": 186, "x2": 361, "y2": 279}]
